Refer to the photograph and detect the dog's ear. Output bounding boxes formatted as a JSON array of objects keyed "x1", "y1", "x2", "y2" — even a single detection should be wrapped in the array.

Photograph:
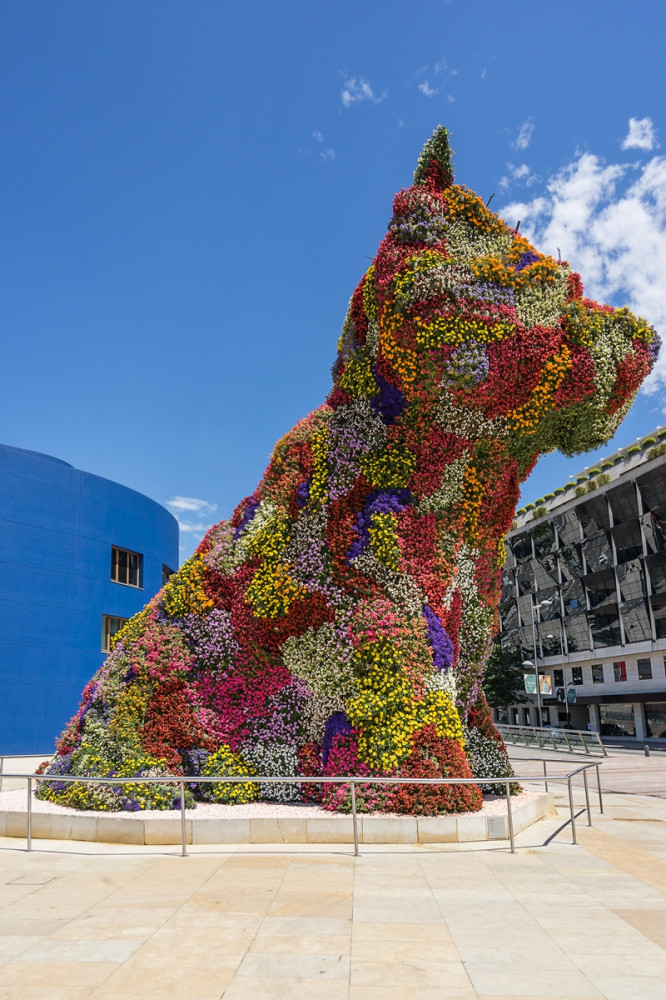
[{"x1": 414, "y1": 125, "x2": 454, "y2": 190}]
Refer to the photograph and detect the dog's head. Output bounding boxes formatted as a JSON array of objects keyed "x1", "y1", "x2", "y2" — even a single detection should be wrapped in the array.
[{"x1": 331, "y1": 126, "x2": 660, "y2": 480}]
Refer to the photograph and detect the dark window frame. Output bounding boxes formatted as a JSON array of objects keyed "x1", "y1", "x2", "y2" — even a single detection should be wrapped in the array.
[
  {"x1": 102, "y1": 614, "x2": 129, "y2": 652},
  {"x1": 111, "y1": 546, "x2": 143, "y2": 588}
]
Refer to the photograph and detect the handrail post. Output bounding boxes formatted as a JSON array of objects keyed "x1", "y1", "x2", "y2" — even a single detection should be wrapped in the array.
[
  {"x1": 505, "y1": 780, "x2": 515, "y2": 854},
  {"x1": 583, "y1": 768, "x2": 592, "y2": 826},
  {"x1": 595, "y1": 763, "x2": 604, "y2": 814},
  {"x1": 350, "y1": 781, "x2": 359, "y2": 857},
  {"x1": 27, "y1": 776, "x2": 32, "y2": 853},
  {"x1": 567, "y1": 777, "x2": 577, "y2": 845},
  {"x1": 542, "y1": 758, "x2": 548, "y2": 794},
  {"x1": 562, "y1": 731, "x2": 574, "y2": 752},
  {"x1": 179, "y1": 780, "x2": 187, "y2": 857}
]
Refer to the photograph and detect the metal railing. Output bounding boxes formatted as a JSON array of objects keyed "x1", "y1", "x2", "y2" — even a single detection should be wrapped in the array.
[
  {"x1": 1, "y1": 761, "x2": 603, "y2": 857},
  {"x1": 0, "y1": 754, "x2": 52, "y2": 792},
  {"x1": 497, "y1": 723, "x2": 607, "y2": 756}
]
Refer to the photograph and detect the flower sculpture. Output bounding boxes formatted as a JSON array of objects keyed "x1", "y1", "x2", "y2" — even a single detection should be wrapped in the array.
[{"x1": 39, "y1": 126, "x2": 660, "y2": 814}]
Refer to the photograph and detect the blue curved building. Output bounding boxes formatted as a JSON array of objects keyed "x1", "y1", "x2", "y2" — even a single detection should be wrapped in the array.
[{"x1": 0, "y1": 445, "x2": 179, "y2": 753}]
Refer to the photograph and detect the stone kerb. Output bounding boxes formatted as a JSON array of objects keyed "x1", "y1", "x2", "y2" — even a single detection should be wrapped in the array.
[{"x1": 0, "y1": 791, "x2": 554, "y2": 846}]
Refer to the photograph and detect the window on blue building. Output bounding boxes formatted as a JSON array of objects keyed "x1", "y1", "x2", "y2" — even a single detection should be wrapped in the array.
[
  {"x1": 102, "y1": 615, "x2": 129, "y2": 652},
  {"x1": 111, "y1": 546, "x2": 142, "y2": 587}
]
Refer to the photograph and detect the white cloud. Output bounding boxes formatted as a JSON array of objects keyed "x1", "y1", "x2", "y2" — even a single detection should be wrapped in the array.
[
  {"x1": 320, "y1": 147, "x2": 336, "y2": 161},
  {"x1": 500, "y1": 150, "x2": 666, "y2": 388},
  {"x1": 622, "y1": 116, "x2": 659, "y2": 151},
  {"x1": 418, "y1": 80, "x2": 437, "y2": 97},
  {"x1": 165, "y1": 496, "x2": 218, "y2": 536},
  {"x1": 514, "y1": 120, "x2": 535, "y2": 151},
  {"x1": 341, "y1": 76, "x2": 385, "y2": 107},
  {"x1": 312, "y1": 130, "x2": 324, "y2": 142},
  {"x1": 498, "y1": 162, "x2": 539, "y2": 191}
]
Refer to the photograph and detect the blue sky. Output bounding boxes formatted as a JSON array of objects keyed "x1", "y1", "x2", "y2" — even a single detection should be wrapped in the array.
[{"x1": 2, "y1": 1, "x2": 665, "y2": 560}]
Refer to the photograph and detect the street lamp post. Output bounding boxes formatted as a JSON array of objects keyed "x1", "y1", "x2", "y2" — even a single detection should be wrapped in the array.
[
  {"x1": 524, "y1": 596, "x2": 553, "y2": 726},
  {"x1": 547, "y1": 627, "x2": 566, "y2": 727},
  {"x1": 521, "y1": 658, "x2": 541, "y2": 725}
]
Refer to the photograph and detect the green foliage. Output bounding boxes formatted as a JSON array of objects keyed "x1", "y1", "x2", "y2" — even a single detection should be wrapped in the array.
[
  {"x1": 532, "y1": 505, "x2": 548, "y2": 519},
  {"x1": 482, "y1": 642, "x2": 528, "y2": 711},
  {"x1": 414, "y1": 124, "x2": 454, "y2": 187},
  {"x1": 648, "y1": 443, "x2": 666, "y2": 461},
  {"x1": 575, "y1": 485, "x2": 588, "y2": 497}
]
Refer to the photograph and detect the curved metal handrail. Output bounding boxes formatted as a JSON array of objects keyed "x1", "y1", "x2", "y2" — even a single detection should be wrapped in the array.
[
  {"x1": 1, "y1": 760, "x2": 604, "y2": 857},
  {"x1": 497, "y1": 723, "x2": 607, "y2": 756}
]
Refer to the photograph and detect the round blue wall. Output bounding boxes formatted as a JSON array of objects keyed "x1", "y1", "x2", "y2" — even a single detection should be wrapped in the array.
[{"x1": 0, "y1": 445, "x2": 179, "y2": 754}]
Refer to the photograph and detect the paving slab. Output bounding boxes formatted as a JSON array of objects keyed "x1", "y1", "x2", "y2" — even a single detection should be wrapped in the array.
[{"x1": 0, "y1": 784, "x2": 665, "y2": 998}]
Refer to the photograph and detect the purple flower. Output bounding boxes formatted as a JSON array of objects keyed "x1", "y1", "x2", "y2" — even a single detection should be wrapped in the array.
[
  {"x1": 369, "y1": 367, "x2": 407, "y2": 424},
  {"x1": 323, "y1": 712, "x2": 353, "y2": 767},
  {"x1": 251, "y1": 677, "x2": 311, "y2": 745},
  {"x1": 422, "y1": 605, "x2": 454, "y2": 672},
  {"x1": 346, "y1": 489, "x2": 410, "y2": 564},
  {"x1": 296, "y1": 479, "x2": 310, "y2": 509},
  {"x1": 442, "y1": 341, "x2": 489, "y2": 389},
  {"x1": 514, "y1": 250, "x2": 539, "y2": 272},
  {"x1": 234, "y1": 496, "x2": 260, "y2": 539},
  {"x1": 180, "y1": 610, "x2": 239, "y2": 674},
  {"x1": 648, "y1": 331, "x2": 662, "y2": 365}
]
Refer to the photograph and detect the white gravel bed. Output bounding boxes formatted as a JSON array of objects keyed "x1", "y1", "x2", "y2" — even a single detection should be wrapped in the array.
[{"x1": 0, "y1": 786, "x2": 543, "y2": 820}]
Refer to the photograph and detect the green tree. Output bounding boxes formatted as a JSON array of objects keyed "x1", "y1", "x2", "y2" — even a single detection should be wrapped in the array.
[{"x1": 482, "y1": 641, "x2": 528, "y2": 712}]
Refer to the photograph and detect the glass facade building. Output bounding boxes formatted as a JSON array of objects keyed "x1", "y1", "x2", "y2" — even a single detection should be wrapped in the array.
[{"x1": 499, "y1": 431, "x2": 666, "y2": 741}]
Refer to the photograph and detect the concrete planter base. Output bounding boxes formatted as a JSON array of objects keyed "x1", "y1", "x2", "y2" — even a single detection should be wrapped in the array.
[{"x1": 0, "y1": 792, "x2": 554, "y2": 846}]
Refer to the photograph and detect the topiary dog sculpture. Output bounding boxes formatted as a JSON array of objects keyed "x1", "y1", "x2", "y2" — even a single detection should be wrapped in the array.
[{"x1": 40, "y1": 127, "x2": 660, "y2": 814}]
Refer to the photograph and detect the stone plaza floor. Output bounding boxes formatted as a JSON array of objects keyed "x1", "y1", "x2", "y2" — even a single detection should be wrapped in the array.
[{"x1": 0, "y1": 771, "x2": 665, "y2": 999}]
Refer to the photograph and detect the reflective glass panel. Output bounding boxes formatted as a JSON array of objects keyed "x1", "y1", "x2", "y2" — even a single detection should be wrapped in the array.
[
  {"x1": 553, "y1": 508, "x2": 580, "y2": 546},
  {"x1": 646, "y1": 703, "x2": 666, "y2": 738},
  {"x1": 512, "y1": 533, "x2": 532, "y2": 564},
  {"x1": 637, "y1": 658, "x2": 652, "y2": 680},
  {"x1": 563, "y1": 608, "x2": 589, "y2": 652},
  {"x1": 590, "y1": 608, "x2": 622, "y2": 648},
  {"x1": 609, "y1": 482, "x2": 639, "y2": 523},
  {"x1": 532, "y1": 521, "x2": 556, "y2": 556},
  {"x1": 646, "y1": 553, "x2": 666, "y2": 597},
  {"x1": 641, "y1": 512, "x2": 666, "y2": 555},
  {"x1": 582, "y1": 531, "x2": 613, "y2": 573},
  {"x1": 578, "y1": 494, "x2": 611, "y2": 536},
  {"x1": 637, "y1": 467, "x2": 666, "y2": 518},
  {"x1": 600, "y1": 703, "x2": 635, "y2": 737},
  {"x1": 585, "y1": 568, "x2": 617, "y2": 610},
  {"x1": 613, "y1": 519, "x2": 643, "y2": 563}
]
